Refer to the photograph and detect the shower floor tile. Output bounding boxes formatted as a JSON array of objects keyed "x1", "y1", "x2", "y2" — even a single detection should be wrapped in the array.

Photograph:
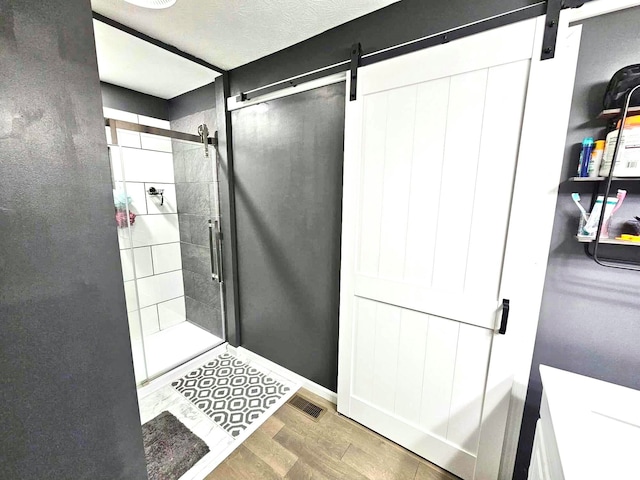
[
  {"x1": 137, "y1": 346, "x2": 298, "y2": 480},
  {"x1": 132, "y1": 321, "x2": 223, "y2": 383}
]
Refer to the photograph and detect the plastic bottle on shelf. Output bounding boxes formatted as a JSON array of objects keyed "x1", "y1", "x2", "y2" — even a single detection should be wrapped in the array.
[
  {"x1": 578, "y1": 137, "x2": 594, "y2": 177},
  {"x1": 600, "y1": 115, "x2": 640, "y2": 177},
  {"x1": 588, "y1": 140, "x2": 605, "y2": 177}
]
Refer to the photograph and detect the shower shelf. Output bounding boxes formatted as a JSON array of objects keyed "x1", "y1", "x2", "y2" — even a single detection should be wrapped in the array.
[
  {"x1": 576, "y1": 236, "x2": 640, "y2": 247},
  {"x1": 574, "y1": 86, "x2": 640, "y2": 270},
  {"x1": 569, "y1": 176, "x2": 640, "y2": 182}
]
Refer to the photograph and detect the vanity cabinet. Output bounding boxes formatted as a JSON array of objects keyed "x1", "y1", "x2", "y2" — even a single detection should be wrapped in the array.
[{"x1": 528, "y1": 366, "x2": 640, "y2": 479}]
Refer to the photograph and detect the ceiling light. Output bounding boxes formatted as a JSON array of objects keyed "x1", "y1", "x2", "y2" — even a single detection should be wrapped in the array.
[{"x1": 124, "y1": 0, "x2": 177, "y2": 9}]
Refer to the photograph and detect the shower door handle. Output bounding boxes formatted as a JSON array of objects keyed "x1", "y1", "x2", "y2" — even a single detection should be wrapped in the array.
[
  {"x1": 215, "y1": 220, "x2": 223, "y2": 284},
  {"x1": 209, "y1": 220, "x2": 222, "y2": 283}
]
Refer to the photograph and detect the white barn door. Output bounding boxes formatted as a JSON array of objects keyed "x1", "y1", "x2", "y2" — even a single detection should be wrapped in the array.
[{"x1": 337, "y1": 18, "x2": 579, "y2": 480}]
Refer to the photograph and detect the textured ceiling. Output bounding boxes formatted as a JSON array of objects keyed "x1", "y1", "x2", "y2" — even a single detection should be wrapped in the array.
[{"x1": 90, "y1": 0, "x2": 400, "y2": 70}]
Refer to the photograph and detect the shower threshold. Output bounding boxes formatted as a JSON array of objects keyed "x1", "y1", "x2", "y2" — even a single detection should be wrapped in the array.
[{"x1": 131, "y1": 321, "x2": 223, "y2": 386}]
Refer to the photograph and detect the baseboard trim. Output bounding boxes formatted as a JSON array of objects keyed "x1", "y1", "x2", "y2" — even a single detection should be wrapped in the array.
[{"x1": 229, "y1": 345, "x2": 338, "y2": 405}]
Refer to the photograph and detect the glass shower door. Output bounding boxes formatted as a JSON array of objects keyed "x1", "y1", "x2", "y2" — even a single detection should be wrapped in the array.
[
  {"x1": 171, "y1": 138, "x2": 225, "y2": 346},
  {"x1": 109, "y1": 142, "x2": 149, "y2": 384},
  {"x1": 108, "y1": 120, "x2": 224, "y2": 385}
]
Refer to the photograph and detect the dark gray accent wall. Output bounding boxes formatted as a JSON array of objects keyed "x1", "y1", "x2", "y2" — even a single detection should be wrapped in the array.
[
  {"x1": 229, "y1": 0, "x2": 539, "y2": 95},
  {"x1": 101, "y1": 81, "x2": 169, "y2": 120},
  {"x1": 168, "y1": 83, "x2": 223, "y2": 337},
  {"x1": 170, "y1": 82, "x2": 217, "y2": 119},
  {"x1": 513, "y1": 8, "x2": 640, "y2": 479},
  {"x1": 232, "y1": 83, "x2": 345, "y2": 391},
  {"x1": 0, "y1": 1, "x2": 147, "y2": 479}
]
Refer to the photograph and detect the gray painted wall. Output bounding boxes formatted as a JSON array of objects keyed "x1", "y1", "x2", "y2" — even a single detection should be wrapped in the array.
[
  {"x1": 168, "y1": 83, "x2": 224, "y2": 337},
  {"x1": 0, "y1": 0, "x2": 147, "y2": 478},
  {"x1": 232, "y1": 83, "x2": 345, "y2": 391},
  {"x1": 101, "y1": 81, "x2": 169, "y2": 120},
  {"x1": 513, "y1": 8, "x2": 640, "y2": 479},
  {"x1": 169, "y1": 83, "x2": 217, "y2": 119}
]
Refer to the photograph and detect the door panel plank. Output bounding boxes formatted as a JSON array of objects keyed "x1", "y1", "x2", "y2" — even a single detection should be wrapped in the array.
[
  {"x1": 464, "y1": 61, "x2": 530, "y2": 298},
  {"x1": 446, "y1": 323, "x2": 492, "y2": 454},
  {"x1": 404, "y1": 78, "x2": 450, "y2": 286},
  {"x1": 432, "y1": 69, "x2": 488, "y2": 292},
  {"x1": 394, "y1": 309, "x2": 429, "y2": 424},
  {"x1": 378, "y1": 86, "x2": 418, "y2": 280},
  {"x1": 372, "y1": 303, "x2": 401, "y2": 412},
  {"x1": 358, "y1": 92, "x2": 389, "y2": 276},
  {"x1": 353, "y1": 298, "x2": 378, "y2": 401},
  {"x1": 420, "y1": 316, "x2": 459, "y2": 438}
]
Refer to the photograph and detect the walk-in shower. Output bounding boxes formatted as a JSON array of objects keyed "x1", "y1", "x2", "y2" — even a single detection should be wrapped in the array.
[{"x1": 106, "y1": 110, "x2": 224, "y2": 385}]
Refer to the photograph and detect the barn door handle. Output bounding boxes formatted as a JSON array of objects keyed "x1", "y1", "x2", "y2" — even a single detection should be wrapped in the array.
[{"x1": 498, "y1": 299, "x2": 510, "y2": 335}]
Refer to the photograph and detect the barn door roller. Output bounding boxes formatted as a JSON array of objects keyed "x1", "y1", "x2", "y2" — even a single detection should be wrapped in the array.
[
  {"x1": 541, "y1": 0, "x2": 562, "y2": 60},
  {"x1": 350, "y1": 43, "x2": 362, "y2": 101}
]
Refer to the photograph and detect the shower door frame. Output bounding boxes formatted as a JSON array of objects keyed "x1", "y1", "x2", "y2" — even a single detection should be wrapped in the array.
[
  {"x1": 105, "y1": 118, "x2": 218, "y2": 147},
  {"x1": 107, "y1": 117, "x2": 226, "y2": 385}
]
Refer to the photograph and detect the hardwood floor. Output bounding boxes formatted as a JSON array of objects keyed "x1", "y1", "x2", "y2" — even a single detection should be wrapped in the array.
[{"x1": 205, "y1": 389, "x2": 459, "y2": 480}]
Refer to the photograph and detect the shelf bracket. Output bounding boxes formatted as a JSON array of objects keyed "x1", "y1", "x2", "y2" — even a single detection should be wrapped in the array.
[
  {"x1": 350, "y1": 43, "x2": 362, "y2": 102},
  {"x1": 541, "y1": 0, "x2": 562, "y2": 60}
]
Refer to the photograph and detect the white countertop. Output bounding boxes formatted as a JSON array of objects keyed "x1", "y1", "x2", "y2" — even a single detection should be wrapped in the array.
[{"x1": 540, "y1": 366, "x2": 640, "y2": 479}]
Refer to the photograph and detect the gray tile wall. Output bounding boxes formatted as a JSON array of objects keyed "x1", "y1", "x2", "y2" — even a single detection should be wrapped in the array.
[{"x1": 170, "y1": 93, "x2": 223, "y2": 338}]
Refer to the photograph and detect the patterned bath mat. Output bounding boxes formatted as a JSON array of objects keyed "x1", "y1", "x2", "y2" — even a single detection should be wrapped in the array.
[
  {"x1": 143, "y1": 411, "x2": 209, "y2": 480},
  {"x1": 172, "y1": 353, "x2": 290, "y2": 437}
]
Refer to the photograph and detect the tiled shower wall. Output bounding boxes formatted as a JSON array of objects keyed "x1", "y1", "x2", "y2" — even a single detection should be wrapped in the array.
[
  {"x1": 105, "y1": 107, "x2": 186, "y2": 340},
  {"x1": 170, "y1": 103, "x2": 223, "y2": 338}
]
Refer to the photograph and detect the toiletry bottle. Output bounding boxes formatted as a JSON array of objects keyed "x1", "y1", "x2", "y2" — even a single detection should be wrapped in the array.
[
  {"x1": 588, "y1": 140, "x2": 605, "y2": 177},
  {"x1": 579, "y1": 137, "x2": 594, "y2": 177}
]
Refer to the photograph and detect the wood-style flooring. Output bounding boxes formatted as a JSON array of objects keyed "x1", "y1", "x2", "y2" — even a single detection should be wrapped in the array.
[{"x1": 205, "y1": 388, "x2": 459, "y2": 480}]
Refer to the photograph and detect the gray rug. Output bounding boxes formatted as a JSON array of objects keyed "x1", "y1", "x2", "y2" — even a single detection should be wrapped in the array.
[
  {"x1": 172, "y1": 353, "x2": 290, "y2": 437},
  {"x1": 142, "y1": 411, "x2": 209, "y2": 480}
]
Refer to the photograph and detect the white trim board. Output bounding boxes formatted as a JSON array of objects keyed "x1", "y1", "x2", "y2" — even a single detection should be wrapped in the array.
[
  {"x1": 227, "y1": 72, "x2": 346, "y2": 111},
  {"x1": 495, "y1": 20, "x2": 582, "y2": 480},
  {"x1": 229, "y1": 345, "x2": 338, "y2": 404}
]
